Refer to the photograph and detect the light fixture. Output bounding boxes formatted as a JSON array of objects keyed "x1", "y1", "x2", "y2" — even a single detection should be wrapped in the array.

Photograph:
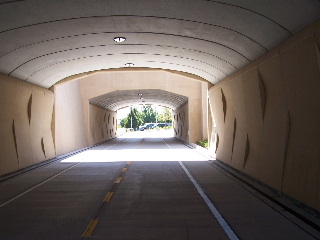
[
  {"x1": 113, "y1": 37, "x2": 126, "y2": 43},
  {"x1": 125, "y1": 63, "x2": 134, "y2": 67}
]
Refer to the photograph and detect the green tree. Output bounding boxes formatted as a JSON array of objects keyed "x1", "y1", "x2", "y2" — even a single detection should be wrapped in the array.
[
  {"x1": 120, "y1": 118, "x2": 126, "y2": 127},
  {"x1": 124, "y1": 107, "x2": 143, "y2": 129},
  {"x1": 158, "y1": 107, "x2": 172, "y2": 123},
  {"x1": 141, "y1": 105, "x2": 156, "y2": 123}
]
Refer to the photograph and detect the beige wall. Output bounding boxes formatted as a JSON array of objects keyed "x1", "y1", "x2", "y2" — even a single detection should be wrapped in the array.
[
  {"x1": 52, "y1": 70, "x2": 207, "y2": 158},
  {"x1": 53, "y1": 80, "x2": 87, "y2": 156},
  {"x1": 76, "y1": 70, "x2": 206, "y2": 144},
  {"x1": 0, "y1": 74, "x2": 55, "y2": 176},
  {"x1": 89, "y1": 104, "x2": 118, "y2": 145},
  {"x1": 209, "y1": 20, "x2": 320, "y2": 211},
  {"x1": 173, "y1": 103, "x2": 189, "y2": 142},
  {"x1": 0, "y1": 69, "x2": 206, "y2": 176}
]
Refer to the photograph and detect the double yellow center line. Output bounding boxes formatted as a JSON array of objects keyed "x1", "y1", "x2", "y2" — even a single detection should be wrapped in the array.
[
  {"x1": 82, "y1": 161, "x2": 132, "y2": 238},
  {"x1": 103, "y1": 192, "x2": 114, "y2": 202},
  {"x1": 82, "y1": 219, "x2": 99, "y2": 237}
]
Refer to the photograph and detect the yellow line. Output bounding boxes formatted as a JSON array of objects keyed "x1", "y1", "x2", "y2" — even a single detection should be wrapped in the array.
[
  {"x1": 103, "y1": 192, "x2": 114, "y2": 202},
  {"x1": 122, "y1": 167, "x2": 127, "y2": 172},
  {"x1": 138, "y1": 139, "x2": 144, "y2": 148},
  {"x1": 114, "y1": 177, "x2": 122, "y2": 183},
  {"x1": 82, "y1": 219, "x2": 99, "y2": 237}
]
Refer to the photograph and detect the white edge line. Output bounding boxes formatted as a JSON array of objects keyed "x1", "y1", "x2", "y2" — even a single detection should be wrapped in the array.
[
  {"x1": 179, "y1": 161, "x2": 239, "y2": 240},
  {"x1": 0, "y1": 139, "x2": 127, "y2": 208},
  {"x1": 0, "y1": 163, "x2": 81, "y2": 208}
]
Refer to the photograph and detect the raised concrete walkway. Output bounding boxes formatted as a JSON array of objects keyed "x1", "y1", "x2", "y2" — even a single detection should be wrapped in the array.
[{"x1": 0, "y1": 130, "x2": 319, "y2": 240}]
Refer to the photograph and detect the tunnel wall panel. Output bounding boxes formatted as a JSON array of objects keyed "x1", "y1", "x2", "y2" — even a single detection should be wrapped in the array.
[
  {"x1": 54, "y1": 80, "x2": 87, "y2": 156},
  {"x1": 208, "y1": 20, "x2": 320, "y2": 210},
  {"x1": 173, "y1": 103, "x2": 189, "y2": 142},
  {"x1": 77, "y1": 70, "x2": 205, "y2": 144},
  {"x1": 241, "y1": 68, "x2": 264, "y2": 179},
  {"x1": 0, "y1": 74, "x2": 55, "y2": 176},
  {"x1": 89, "y1": 104, "x2": 118, "y2": 145},
  {"x1": 280, "y1": 35, "x2": 320, "y2": 209}
]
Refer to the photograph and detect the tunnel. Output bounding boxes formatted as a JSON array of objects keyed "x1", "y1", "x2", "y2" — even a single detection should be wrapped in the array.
[{"x1": 0, "y1": 1, "x2": 320, "y2": 239}]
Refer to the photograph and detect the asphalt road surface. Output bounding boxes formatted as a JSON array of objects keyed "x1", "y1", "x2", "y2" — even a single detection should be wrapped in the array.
[{"x1": 0, "y1": 130, "x2": 318, "y2": 240}]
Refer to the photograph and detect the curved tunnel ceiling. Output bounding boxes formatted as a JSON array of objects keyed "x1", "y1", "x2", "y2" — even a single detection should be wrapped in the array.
[
  {"x1": 89, "y1": 89, "x2": 188, "y2": 111},
  {"x1": 0, "y1": 0, "x2": 320, "y2": 88}
]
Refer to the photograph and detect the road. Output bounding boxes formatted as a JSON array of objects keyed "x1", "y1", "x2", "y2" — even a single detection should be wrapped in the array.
[{"x1": 0, "y1": 130, "x2": 318, "y2": 240}]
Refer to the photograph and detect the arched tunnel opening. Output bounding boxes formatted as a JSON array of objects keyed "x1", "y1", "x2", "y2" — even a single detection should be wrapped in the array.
[
  {"x1": 52, "y1": 70, "x2": 210, "y2": 155},
  {"x1": 0, "y1": 1, "x2": 320, "y2": 239},
  {"x1": 88, "y1": 88, "x2": 189, "y2": 140},
  {"x1": 51, "y1": 70, "x2": 212, "y2": 164}
]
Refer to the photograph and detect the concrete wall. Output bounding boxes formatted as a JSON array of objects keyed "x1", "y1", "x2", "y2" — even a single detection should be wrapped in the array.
[
  {"x1": 0, "y1": 74, "x2": 55, "y2": 176},
  {"x1": 53, "y1": 80, "x2": 87, "y2": 156},
  {"x1": 89, "y1": 104, "x2": 118, "y2": 145},
  {"x1": 173, "y1": 103, "x2": 189, "y2": 142},
  {"x1": 52, "y1": 70, "x2": 206, "y2": 157},
  {"x1": 75, "y1": 70, "x2": 206, "y2": 143},
  {"x1": 209, "y1": 20, "x2": 320, "y2": 211}
]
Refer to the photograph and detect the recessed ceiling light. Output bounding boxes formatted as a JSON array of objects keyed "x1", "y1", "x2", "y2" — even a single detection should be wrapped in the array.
[
  {"x1": 113, "y1": 37, "x2": 126, "y2": 43},
  {"x1": 125, "y1": 63, "x2": 134, "y2": 67}
]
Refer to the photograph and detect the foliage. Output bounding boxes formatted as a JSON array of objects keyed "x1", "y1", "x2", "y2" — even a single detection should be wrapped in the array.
[
  {"x1": 120, "y1": 105, "x2": 173, "y2": 130},
  {"x1": 141, "y1": 105, "x2": 156, "y2": 124},
  {"x1": 157, "y1": 107, "x2": 172, "y2": 123},
  {"x1": 120, "y1": 118, "x2": 126, "y2": 128},
  {"x1": 196, "y1": 139, "x2": 208, "y2": 148},
  {"x1": 123, "y1": 107, "x2": 143, "y2": 129}
]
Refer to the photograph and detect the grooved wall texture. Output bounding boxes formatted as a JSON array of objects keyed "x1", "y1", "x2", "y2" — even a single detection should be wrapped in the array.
[
  {"x1": 209, "y1": 20, "x2": 320, "y2": 211},
  {"x1": 77, "y1": 70, "x2": 205, "y2": 144},
  {"x1": 89, "y1": 104, "x2": 118, "y2": 145},
  {"x1": 0, "y1": 74, "x2": 55, "y2": 176},
  {"x1": 173, "y1": 103, "x2": 189, "y2": 142}
]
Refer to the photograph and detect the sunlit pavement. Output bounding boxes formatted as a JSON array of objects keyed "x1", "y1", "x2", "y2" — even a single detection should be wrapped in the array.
[
  {"x1": 120, "y1": 128, "x2": 175, "y2": 138},
  {"x1": 63, "y1": 129, "x2": 212, "y2": 163},
  {"x1": 0, "y1": 131, "x2": 317, "y2": 240}
]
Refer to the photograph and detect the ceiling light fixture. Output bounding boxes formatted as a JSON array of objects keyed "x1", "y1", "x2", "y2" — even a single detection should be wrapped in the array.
[
  {"x1": 125, "y1": 63, "x2": 134, "y2": 67},
  {"x1": 113, "y1": 37, "x2": 126, "y2": 43}
]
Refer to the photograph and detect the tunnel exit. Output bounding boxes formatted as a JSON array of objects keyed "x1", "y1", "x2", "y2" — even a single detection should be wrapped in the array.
[{"x1": 117, "y1": 104, "x2": 173, "y2": 133}]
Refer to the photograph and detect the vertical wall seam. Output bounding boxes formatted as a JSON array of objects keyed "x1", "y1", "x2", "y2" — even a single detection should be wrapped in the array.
[
  {"x1": 41, "y1": 137, "x2": 46, "y2": 158},
  {"x1": 257, "y1": 70, "x2": 267, "y2": 121},
  {"x1": 231, "y1": 118, "x2": 237, "y2": 161},
  {"x1": 216, "y1": 134, "x2": 219, "y2": 153},
  {"x1": 221, "y1": 89, "x2": 227, "y2": 123},
  {"x1": 12, "y1": 120, "x2": 19, "y2": 163},
  {"x1": 281, "y1": 111, "x2": 291, "y2": 192},
  {"x1": 27, "y1": 94, "x2": 32, "y2": 125},
  {"x1": 243, "y1": 134, "x2": 250, "y2": 169}
]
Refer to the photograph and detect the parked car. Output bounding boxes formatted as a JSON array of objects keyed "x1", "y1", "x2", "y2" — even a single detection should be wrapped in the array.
[
  {"x1": 138, "y1": 125, "x2": 145, "y2": 131},
  {"x1": 156, "y1": 123, "x2": 168, "y2": 128},
  {"x1": 144, "y1": 123, "x2": 156, "y2": 129},
  {"x1": 139, "y1": 123, "x2": 156, "y2": 131}
]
